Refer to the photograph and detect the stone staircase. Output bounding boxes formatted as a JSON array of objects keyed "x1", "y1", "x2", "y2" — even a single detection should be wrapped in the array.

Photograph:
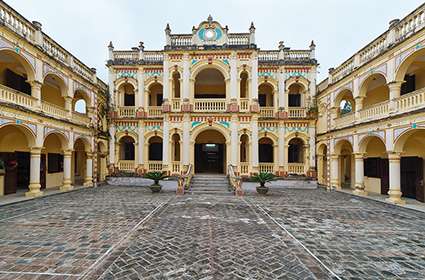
[{"x1": 190, "y1": 174, "x2": 230, "y2": 194}]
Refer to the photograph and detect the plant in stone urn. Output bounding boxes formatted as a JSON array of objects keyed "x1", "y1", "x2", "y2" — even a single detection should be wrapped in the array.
[
  {"x1": 144, "y1": 171, "x2": 167, "y2": 193},
  {"x1": 251, "y1": 172, "x2": 275, "y2": 195}
]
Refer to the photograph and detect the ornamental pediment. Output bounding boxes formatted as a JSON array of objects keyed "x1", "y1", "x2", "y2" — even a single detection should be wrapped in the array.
[{"x1": 192, "y1": 15, "x2": 228, "y2": 46}]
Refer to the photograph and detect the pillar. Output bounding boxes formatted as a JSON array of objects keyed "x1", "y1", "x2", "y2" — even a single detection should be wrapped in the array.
[
  {"x1": 330, "y1": 154, "x2": 339, "y2": 190},
  {"x1": 162, "y1": 116, "x2": 170, "y2": 171},
  {"x1": 108, "y1": 68, "x2": 116, "y2": 107},
  {"x1": 230, "y1": 115, "x2": 238, "y2": 166},
  {"x1": 251, "y1": 116, "x2": 259, "y2": 173},
  {"x1": 353, "y1": 153, "x2": 367, "y2": 195},
  {"x1": 250, "y1": 53, "x2": 259, "y2": 112},
  {"x1": 30, "y1": 81, "x2": 42, "y2": 108},
  {"x1": 230, "y1": 53, "x2": 237, "y2": 101},
  {"x1": 84, "y1": 152, "x2": 93, "y2": 187},
  {"x1": 182, "y1": 54, "x2": 190, "y2": 102},
  {"x1": 278, "y1": 70, "x2": 285, "y2": 110},
  {"x1": 388, "y1": 81, "x2": 402, "y2": 113},
  {"x1": 387, "y1": 152, "x2": 404, "y2": 204},
  {"x1": 278, "y1": 124, "x2": 285, "y2": 174},
  {"x1": 65, "y1": 96, "x2": 73, "y2": 117},
  {"x1": 182, "y1": 114, "x2": 190, "y2": 165},
  {"x1": 25, "y1": 147, "x2": 43, "y2": 197},
  {"x1": 137, "y1": 121, "x2": 145, "y2": 173},
  {"x1": 354, "y1": 96, "x2": 364, "y2": 121},
  {"x1": 108, "y1": 125, "x2": 116, "y2": 166},
  {"x1": 162, "y1": 54, "x2": 170, "y2": 109},
  {"x1": 61, "y1": 149, "x2": 73, "y2": 191},
  {"x1": 136, "y1": 69, "x2": 145, "y2": 108},
  {"x1": 308, "y1": 126, "x2": 316, "y2": 176}
]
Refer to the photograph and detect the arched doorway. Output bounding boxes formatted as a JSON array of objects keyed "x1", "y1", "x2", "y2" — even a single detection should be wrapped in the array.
[
  {"x1": 97, "y1": 142, "x2": 107, "y2": 182},
  {"x1": 194, "y1": 68, "x2": 226, "y2": 99},
  {"x1": 335, "y1": 140, "x2": 354, "y2": 189},
  {"x1": 119, "y1": 136, "x2": 135, "y2": 161},
  {"x1": 360, "y1": 136, "x2": 388, "y2": 195},
  {"x1": 317, "y1": 144, "x2": 328, "y2": 186},
  {"x1": 73, "y1": 138, "x2": 88, "y2": 186},
  {"x1": 195, "y1": 129, "x2": 226, "y2": 174}
]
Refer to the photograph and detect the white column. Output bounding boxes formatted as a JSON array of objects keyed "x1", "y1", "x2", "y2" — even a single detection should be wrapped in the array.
[
  {"x1": 309, "y1": 67, "x2": 317, "y2": 106},
  {"x1": 162, "y1": 117, "x2": 170, "y2": 169},
  {"x1": 387, "y1": 152, "x2": 404, "y2": 204},
  {"x1": 230, "y1": 115, "x2": 238, "y2": 165},
  {"x1": 309, "y1": 126, "x2": 316, "y2": 170},
  {"x1": 182, "y1": 115, "x2": 190, "y2": 165},
  {"x1": 182, "y1": 54, "x2": 190, "y2": 101},
  {"x1": 137, "y1": 122, "x2": 145, "y2": 166},
  {"x1": 330, "y1": 154, "x2": 339, "y2": 189},
  {"x1": 26, "y1": 147, "x2": 43, "y2": 197},
  {"x1": 109, "y1": 125, "x2": 116, "y2": 165},
  {"x1": 353, "y1": 153, "x2": 366, "y2": 195},
  {"x1": 251, "y1": 116, "x2": 259, "y2": 171},
  {"x1": 278, "y1": 70, "x2": 285, "y2": 109},
  {"x1": 84, "y1": 153, "x2": 93, "y2": 187},
  {"x1": 108, "y1": 68, "x2": 116, "y2": 107},
  {"x1": 61, "y1": 150, "x2": 73, "y2": 191},
  {"x1": 278, "y1": 124, "x2": 285, "y2": 168},
  {"x1": 388, "y1": 81, "x2": 402, "y2": 113},
  {"x1": 230, "y1": 53, "x2": 237, "y2": 100},
  {"x1": 163, "y1": 55, "x2": 170, "y2": 102},
  {"x1": 137, "y1": 69, "x2": 145, "y2": 108},
  {"x1": 251, "y1": 54, "x2": 258, "y2": 101}
]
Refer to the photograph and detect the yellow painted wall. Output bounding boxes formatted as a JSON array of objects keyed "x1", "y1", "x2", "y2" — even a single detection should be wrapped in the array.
[
  {"x1": 0, "y1": 126, "x2": 30, "y2": 151},
  {"x1": 195, "y1": 84, "x2": 225, "y2": 96},
  {"x1": 41, "y1": 84, "x2": 65, "y2": 107},
  {"x1": 195, "y1": 130, "x2": 226, "y2": 144},
  {"x1": 365, "y1": 176, "x2": 381, "y2": 194},
  {"x1": 363, "y1": 85, "x2": 389, "y2": 107},
  {"x1": 43, "y1": 134, "x2": 64, "y2": 188}
]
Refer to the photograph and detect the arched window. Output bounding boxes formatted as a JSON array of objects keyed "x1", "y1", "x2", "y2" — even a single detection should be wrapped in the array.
[
  {"x1": 172, "y1": 134, "x2": 180, "y2": 161},
  {"x1": 288, "y1": 83, "x2": 303, "y2": 107},
  {"x1": 288, "y1": 138, "x2": 304, "y2": 163},
  {"x1": 123, "y1": 84, "x2": 135, "y2": 106},
  {"x1": 360, "y1": 74, "x2": 389, "y2": 108},
  {"x1": 119, "y1": 136, "x2": 135, "y2": 160},
  {"x1": 195, "y1": 68, "x2": 226, "y2": 99},
  {"x1": 148, "y1": 136, "x2": 163, "y2": 160},
  {"x1": 74, "y1": 99, "x2": 87, "y2": 114},
  {"x1": 240, "y1": 134, "x2": 249, "y2": 162},
  {"x1": 240, "y1": 71, "x2": 248, "y2": 98},
  {"x1": 172, "y1": 71, "x2": 181, "y2": 98},
  {"x1": 259, "y1": 137, "x2": 273, "y2": 162},
  {"x1": 258, "y1": 83, "x2": 273, "y2": 107},
  {"x1": 0, "y1": 50, "x2": 32, "y2": 95},
  {"x1": 148, "y1": 83, "x2": 163, "y2": 106}
]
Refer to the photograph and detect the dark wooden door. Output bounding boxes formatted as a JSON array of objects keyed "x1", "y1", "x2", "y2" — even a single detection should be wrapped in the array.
[
  {"x1": 380, "y1": 159, "x2": 389, "y2": 195},
  {"x1": 0, "y1": 152, "x2": 17, "y2": 195},
  {"x1": 40, "y1": 154, "x2": 46, "y2": 190},
  {"x1": 16, "y1": 152, "x2": 30, "y2": 191},
  {"x1": 401, "y1": 157, "x2": 423, "y2": 201}
]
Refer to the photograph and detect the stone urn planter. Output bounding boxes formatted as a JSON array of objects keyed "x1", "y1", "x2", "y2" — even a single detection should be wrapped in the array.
[
  {"x1": 256, "y1": 185, "x2": 269, "y2": 195},
  {"x1": 251, "y1": 172, "x2": 275, "y2": 195},
  {"x1": 144, "y1": 171, "x2": 168, "y2": 193}
]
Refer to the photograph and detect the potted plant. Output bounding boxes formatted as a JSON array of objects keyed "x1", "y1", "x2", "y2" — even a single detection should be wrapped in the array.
[
  {"x1": 251, "y1": 172, "x2": 275, "y2": 195},
  {"x1": 144, "y1": 171, "x2": 167, "y2": 193}
]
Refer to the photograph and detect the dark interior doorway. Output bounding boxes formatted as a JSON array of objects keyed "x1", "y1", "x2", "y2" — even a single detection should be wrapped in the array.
[
  {"x1": 401, "y1": 157, "x2": 424, "y2": 202},
  {"x1": 195, "y1": 143, "x2": 224, "y2": 173}
]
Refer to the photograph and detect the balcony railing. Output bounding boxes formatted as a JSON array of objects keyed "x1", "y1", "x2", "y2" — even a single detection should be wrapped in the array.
[
  {"x1": 259, "y1": 163, "x2": 275, "y2": 173},
  {"x1": 288, "y1": 163, "x2": 305, "y2": 175},
  {"x1": 172, "y1": 161, "x2": 181, "y2": 174},
  {"x1": 288, "y1": 108, "x2": 306, "y2": 118},
  {"x1": 240, "y1": 162, "x2": 249, "y2": 175},
  {"x1": 118, "y1": 160, "x2": 135, "y2": 172},
  {"x1": 148, "y1": 106, "x2": 162, "y2": 117},
  {"x1": 359, "y1": 101, "x2": 389, "y2": 121},
  {"x1": 240, "y1": 98, "x2": 249, "y2": 112},
  {"x1": 118, "y1": 106, "x2": 136, "y2": 118},
  {"x1": 148, "y1": 161, "x2": 163, "y2": 171},
  {"x1": 194, "y1": 98, "x2": 226, "y2": 112},
  {"x1": 335, "y1": 112, "x2": 355, "y2": 129},
  {"x1": 41, "y1": 101, "x2": 69, "y2": 119},
  {"x1": 397, "y1": 88, "x2": 425, "y2": 113},
  {"x1": 259, "y1": 107, "x2": 275, "y2": 118},
  {"x1": 172, "y1": 99, "x2": 180, "y2": 111},
  {"x1": 0, "y1": 84, "x2": 36, "y2": 108}
]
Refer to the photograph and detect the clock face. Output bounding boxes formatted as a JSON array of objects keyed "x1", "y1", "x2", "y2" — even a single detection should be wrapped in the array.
[{"x1": 204, "y1": 29, "x2": 215, "y2": 40}]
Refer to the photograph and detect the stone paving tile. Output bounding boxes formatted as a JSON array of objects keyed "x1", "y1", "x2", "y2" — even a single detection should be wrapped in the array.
[{"x1": 247, "y1": 188, "x2": 425, "y2": 280}]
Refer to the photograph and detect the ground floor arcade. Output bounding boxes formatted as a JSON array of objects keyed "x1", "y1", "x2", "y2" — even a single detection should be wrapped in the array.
[
  {"x1": 109, "y1": 118, "x2": 316, "y2": 177},
  {"x1": 0, "y1": 119, "x2": 107, "y2": 197},
  {"x1": 317, "y1": 126, "x2": 425, "y2": 204}
]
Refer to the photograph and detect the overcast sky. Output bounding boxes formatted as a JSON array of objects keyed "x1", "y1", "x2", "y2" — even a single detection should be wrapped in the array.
[{"x1": 6, "y1": 0, "x2": 423, "y2": 82}]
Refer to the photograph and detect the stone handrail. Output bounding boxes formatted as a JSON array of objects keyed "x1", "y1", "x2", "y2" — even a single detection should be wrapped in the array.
[
  {"x1": 144, "y1": 51, "x2": 163, "y2": 63},
  {"x1": 0, "y1": 5, "x2": 35, "y2": 41},
  {"x1": 284, "y1": 50, "x2": 311, "y2": 60},
  {"x1": 0, "y1": 84, "x2": 37, "y2": 108},
  {"x1": 228, "y1": 164, "x2": 243, "y2": 196},
  {"x1": 148, "y1": 161, "x2": 163, "y2": 171},
  {"x1": 177, "y1": 164, "x2": 193, "y2": 195},
  {"x1": 359, "y1": 101, "x2": 389, "y2": 121},
  {"x1": 118, "y1": 106, "x2": 136, "y2": 118},
  {"x1": 288, "y1": 108, "x2": 306, "y2": 118},
  {"x1": 171, "y1": 99, "x2": 180, "y2": 111},
  {"x1": 240, "y1": 162, "x2": 249, "y2": 175},
  {"x1": 72, "y1": 111, "x2": 90, "y2": 125},
  {"x1": 288, "y1": 163, "x2": 305, "y2": 175},
  {"x1": 259, "y1": 163, "x2": 274, "y2": 173},
  {"x1": 170, "y1": 34, "x2": 193, "y2": 47},
  {"x1": 335, "y1": 112, "x2": 355, "y2": 129},
  {"x1": 148, "y1": 106, "x2": 163, "y2": 117},
  {"x1": 41, "y1": 101, "x2": 68, "y2": 119},
  {"x1": 113, "y1": 50, "x2": 139, "y2": 60},
  {"x1": 258, "y1": 50, "x2": 279, "y2": 62},
  {"x1": 118, "y1": 160, "x2": 135, "y2": 172},
  {"x1": 72, "y1": 58, "x2": 95, "y2": 82},
  {"x1": 228, "y1": 33, "x2": 250, "y2": 45},
  {"x1": 260, "y1": 107, "x2": 275, "y2": 118},
  {"x1": 397, "y1": 87, "x2": 425, "y2": 113},
  {"x1": 194, "y1": 98, "x2": 226, "y2": 112},
  {"x1": 240, "y1": 98, "x2": 249, "y2": 111},
  {"x1": 42, "y1": 36, "x2": 69, "y2": 64}
]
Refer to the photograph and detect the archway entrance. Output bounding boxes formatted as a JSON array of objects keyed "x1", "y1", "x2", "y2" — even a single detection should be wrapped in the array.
[{"x1": 195, "y1": 130, "x2": 226, "y2": 174}]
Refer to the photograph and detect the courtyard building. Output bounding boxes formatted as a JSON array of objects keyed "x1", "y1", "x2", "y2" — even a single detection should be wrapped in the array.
[
  {"x1": 0, "y1": 1, "x2": 109, "y2": 198},
  {"x1": 107, "y1": 15, "x2": 318, "y2": 178},
  {"x1": 317, "y1": 3, "x2": 425, "y2": 204}
]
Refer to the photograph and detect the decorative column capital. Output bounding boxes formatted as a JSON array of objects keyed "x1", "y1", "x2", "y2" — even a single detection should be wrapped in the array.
[
  {"x1": 63, "y1": 150, "x2": 73, "y2": 157},
  {"x1": 30, "y1": 147, "x2": 42, "y2": 155},
  {"x1": 387, "y1": 151, "x2": 401, "y2": 161}
]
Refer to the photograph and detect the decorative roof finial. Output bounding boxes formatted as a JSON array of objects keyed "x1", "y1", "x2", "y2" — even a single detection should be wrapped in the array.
[
  {"x1": 165, "y1": 23, "x2": 171, "y2": 34},
  {"x1": 279, "y1": 41, "x2": 285, "y2": 50},
  {"x1": 310, "y1": 40, "x2": 316, "y2": 49},
  {"x1": 139, "y1": 41, "x2": 144, "y2": 51},
  {"x1": 249, "y1": 22, "x2": 255, "y2": 32},
  {"x1": 108, "y1": 41, "x2": 114, "y2": 50},
  {"x1": 207, "y1": 14, "x2": 213, "y2": 24}
]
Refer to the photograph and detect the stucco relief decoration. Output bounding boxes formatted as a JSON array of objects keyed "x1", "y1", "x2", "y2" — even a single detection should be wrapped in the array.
[
  {"x1": 192, "y1": 15, "x2": 228, "y2": 46},
  {"x1": 285, "y1": 68, "x2": 309, "y2": 79},
  {"x1": 285, "y1": 126, "x2": 308, "y2": 133},
  {"x1": 116, "y1": 124, "x2": 137, "y2": 133},
  {"x1": 43, "y1": 63, "x2": 68, "y2": 85},
  {"x1": 117, "y1": 69, "x2": 137, "y2": 79},
  {"x1": 395, "y1": 42, "x2": 424, "y2": 70},
  {"x1": 358, "y1": 63, "x2": 387, "y2": 85},
  {"x1": 0, "y1": 37, "x2": 36, "y2": 69}
]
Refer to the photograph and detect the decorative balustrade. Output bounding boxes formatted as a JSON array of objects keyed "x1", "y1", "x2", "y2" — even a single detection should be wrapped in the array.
[
  {"x1": 0, "y1": 84, "x2": 36, "y2": 108},
  {"x1": 118, "y1": 107, "x2": 136, "y2": 118},
  {"x1": 148, "y1": 161, "x2": 163, "y2": 171},
  {"x1": 170, "y1": 35, "x2": 192, "y2": 47},
  {"x1": 359, "y1": 101, "x2": 389, "y2": 121},
  {"x1": 240, "y1": 162, "x2": 249, "y2": 175},
  {"x1": 259, "y1": 107, "x2": 275, "y2": 118},
  {"x1": 288, "y1": 108, "x2": 306, "y2": 118},
  {"x1": 335, "y1": 112, "x2": 355, "y2": 128},
  {"x1": 258, "y1": 51, "x2": 279, "y2": 62},
  {"x1": 148, "y1": 106, "x2": 163, "y2": 117},
  {"x1": 118, "y1": 160, "x2": 135, "y2": 172},
  {"x1": 331, "y1": 58, "x2": 355, "y2": 83},
  {"x1": 144, "y1": 51, "x2": 163, "y2": 63},
  {"x1": 287, "y1": 163, "x2": 305, "y2": 175},
  {"x1": 284, "y1": 50, "x2": 311, "y2": 60},
  {"x1": 228, "y1": 33, "x2": 250, "y2": 45},
  {"x1": 42, "y1": 36, "x2": 68, "y2": 64},
  {"x1": 172, "y1": 99, "x2": 180, "y2": 111},
  {"x1": 240, "y1": 98, "x2": 249, "y2": 112},
  {"x1": 359, "y1": 36, "x2": 386, "y2": 64},
  {"x1": 41, "y1": 101, "x2": 68, "y2": 119},
  {"x1": 72, "y1": 112, "x2": 90, "y2": 125},
  {"x1": 113, "y1": 50, "x2": 139, "y2": 60},
  {"x1": 0, "y1": 6, "x2": 35, "y2": 41},
  {"x1": 397, "y1": 88, "x2": 425, "y2": 113},
  {"x1": 72, "y1": 59, "x2": 94, "y2": 82},
  {"x1": 259, "y1": 163, "x2": 274, "y2": 173},
  {"x1": 171, "y1": 162, "x2": 181, "y2": 174},
  {"x1": 194, "y1": 98, "x2": 226, "y2": 112},
  {"x1": 397, "y1": 6, "x2": 425, "y2": 40}
]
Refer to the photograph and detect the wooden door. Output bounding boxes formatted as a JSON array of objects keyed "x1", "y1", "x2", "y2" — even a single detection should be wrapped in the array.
[
  {"x1": 401, "y1": 157, "x2": 423, "y2": 200},
  {"x1": 40, "y1": 154, "x2": 46, "y2": 190},
  {"x1": 380, "y1": 159, "x2": 389, "y2": 195},
  {"x1": 16, "y1": 152, "x2": 30, "y2": 191},
  {"x1": 0, "y1": 152, "x2": 17, "y2": 195}
]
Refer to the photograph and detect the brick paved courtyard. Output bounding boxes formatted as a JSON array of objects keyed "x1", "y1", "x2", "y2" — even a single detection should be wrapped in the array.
[{"x1": 1, "y1": 185, "x2": 425, "y2": 279}]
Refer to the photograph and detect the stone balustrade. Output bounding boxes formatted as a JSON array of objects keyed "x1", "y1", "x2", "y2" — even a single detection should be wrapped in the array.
[
  {"x1": 171, "y1": 99, "x2": 180, "y2": 112},
  {"x1": 288, "y1": 163, "x2": 305, "y2": 175},
  {"x1": 72, "y1": 112, "x2": 90, "y2": 125},
  {"x1": 119, "y1": 160, "x2": 135, "y2": 172},
  {"x1": 171, "y1": 161, "x2": 181, "y2": 174},
  {"x1": 41, "y1": 101, "x2": 69, "y2": 119},
  {"x1": 259, "y1": 163, "x2": 275, "y2": 173},
  {"x1": 240, "y1": 98, "x2": 249, "y2": 112},
  {"x1": 194, "y1": 98, "x2": 227, "y2": 112},
  {"x1": 258, "y1": 51, "x2": 279, "y2": 62},
  {"x1": 143, "y1": 51, "x2": 164, "y2": 63},
  {"x1": 240, "y1": 162, "x2": 249, "y2": 175},
  {"x1": 42, "y1": 36, "x2": 69, "y2": 64},
  {"x1": 0, "y1": 84, "x2": 36, "y2": 109},
  {"x1": 335, "y1": 112, "x2": 355, "y2": 129},
  {"x1": 397, "y1": 87, "x2": 425, "y2": 113},
  {"x1": 148, "y1": 106, "x2": 163, "y2": 117},
  {"x1": 359, "y1": 101, "x2": 389, "y2": 121},
  {"x1": 259, "y1": 107, "x2": 275, "y2": 118},
  {"x1": 288, "y1": 108, "x2": 307, "y2": 118},
  {"x1": 0, "y1": 6, "x2": 35, "y2": 41},
  {"x1": 118, "y1": 107, "x2": 136, "y2": 118},
  {"x1": 228, "y1": 33, "x2": 250, "y2": 45},
  {"x1": 284, "y1": 50, "x2": 311, "y2": 60},
  {"x1": 148, "y1": 161, "x2": 163, "y2": 171},
  {"x1": 170, "y1": 35, "x2": 192, "y2": 47}
]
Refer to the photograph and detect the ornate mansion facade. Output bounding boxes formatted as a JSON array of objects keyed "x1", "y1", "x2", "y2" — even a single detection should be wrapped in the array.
[{"x1": 107, "y1": 16, "x2": 317, "y2": 179}]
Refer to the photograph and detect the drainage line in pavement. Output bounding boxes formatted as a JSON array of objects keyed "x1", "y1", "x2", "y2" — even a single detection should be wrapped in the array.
[
  {"x1": 79, "y1": 198, "x2": 172, "y2": 280},
  {"x1": 248, "y1": 200, "x2": 342, "y2": 280}
]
